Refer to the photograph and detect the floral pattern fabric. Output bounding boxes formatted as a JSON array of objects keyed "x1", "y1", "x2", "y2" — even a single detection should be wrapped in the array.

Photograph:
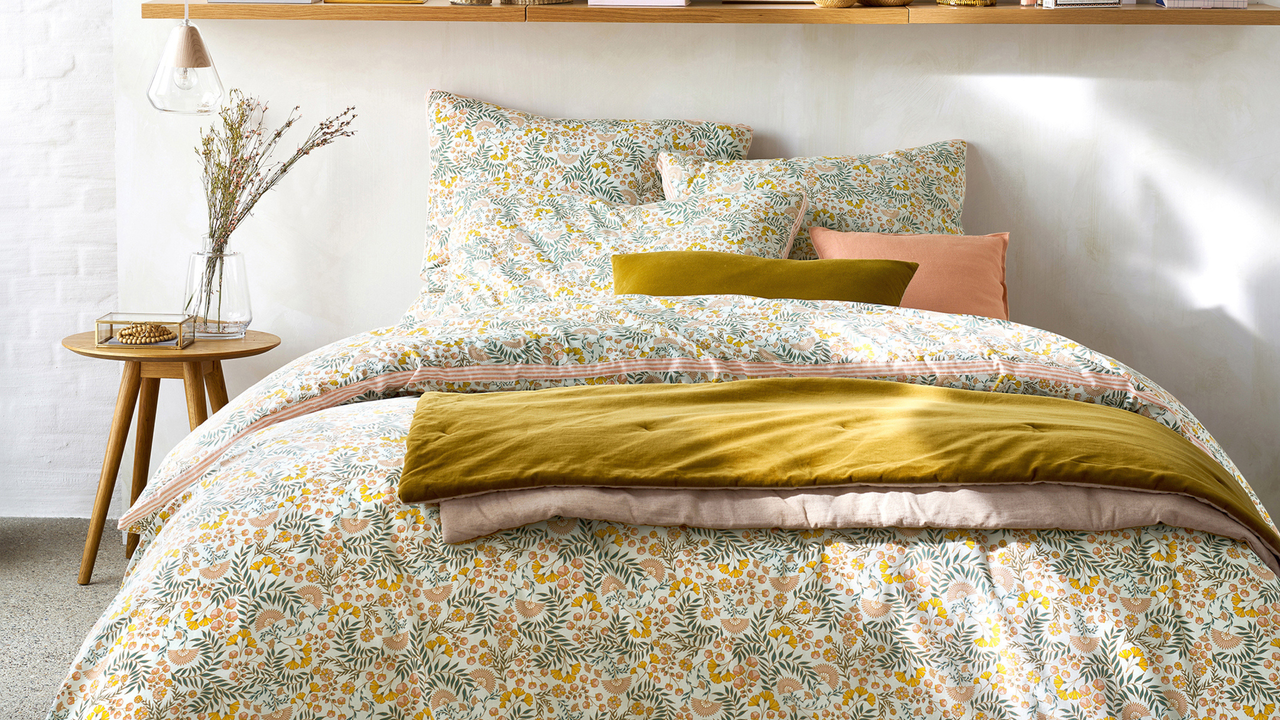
[
  {"x1": 122, "y1": 295, "x2": 1271, "y2": 536},
  {"x1": 51, "y1": 296, "x2": 1280, "y2": 720},
  {"x1": 422, "y1": 91, "x2": 754, "y2": 289},
  {"x1": 401, "y1": 286, "x2": 445, "y2": 327},
  {"x1": 436, "y1": 182, "x2": 806, "y2": 312},
  {"x1": 659, "y1": 140, "x2": 967, "y2": 261}
]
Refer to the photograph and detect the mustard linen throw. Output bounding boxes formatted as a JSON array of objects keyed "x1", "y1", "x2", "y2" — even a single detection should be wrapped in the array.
[{"x1": 400, "y1": 377, "x2": 1279, "y2": 557}]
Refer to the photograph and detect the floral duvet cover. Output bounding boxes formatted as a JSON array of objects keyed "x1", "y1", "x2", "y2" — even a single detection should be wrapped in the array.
[{"x1": 52, "y1": 296, "x2": 1280, "y2": 720}]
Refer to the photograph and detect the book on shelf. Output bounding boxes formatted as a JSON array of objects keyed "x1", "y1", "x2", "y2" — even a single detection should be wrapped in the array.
[
  {"x1": 588, "y1": 0, "x2": 692, "y2": 6},
  {"x1": 322, "y1": 0, "x2": 427, "y2": 4},
  {"x1": 1038, "y1": 0, "x2": 1120, "y2": 7},
  {"x1": 207, "y1": 0, "x2": 323, "y2": 4},
  {"x1": 1033, "y1": 0, "x2": 1134, "y2": 5},
  {"x1": 1156, "y1": 0, "x2": 1246, "y2": 7}
]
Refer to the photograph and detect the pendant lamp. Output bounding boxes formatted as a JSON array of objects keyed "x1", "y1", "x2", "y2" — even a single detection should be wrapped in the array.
[{"x1": 147, "y1": 3, "x2": 224, "y2": 115}]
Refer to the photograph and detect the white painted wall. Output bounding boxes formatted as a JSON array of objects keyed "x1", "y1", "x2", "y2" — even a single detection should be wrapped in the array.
[
  {"x1": 7, "y1": 2, "x2": 1280, "y2": 518},
  {"x1": 1, "y1": 0, "x2": 120, "y2": 516}
]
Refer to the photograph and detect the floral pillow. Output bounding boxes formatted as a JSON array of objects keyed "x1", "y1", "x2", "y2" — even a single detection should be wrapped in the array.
[
  {"x1": 658, "y1": 139, "x2": 966, "y2": 261},
  {"x1": 422, "y1": 91, "x2": 755, "y2": 288},
  {"x1": 436, "y1": 181, "x2": 807, "y2": 312},
  {"x1": 401, "y1": 287, "x2": 442, "y2": 327}
]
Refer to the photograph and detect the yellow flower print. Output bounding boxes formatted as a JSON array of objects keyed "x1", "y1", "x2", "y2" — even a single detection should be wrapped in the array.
[
  {"x1": 768, "y1": 626, "x2": 799, "y2": 649},
  {"x1": 894, "y1": 668, "x2": 926, "y2": 687},
  {"x1": 974, "y1": 618, "x2": 1001, "y2": 649}
]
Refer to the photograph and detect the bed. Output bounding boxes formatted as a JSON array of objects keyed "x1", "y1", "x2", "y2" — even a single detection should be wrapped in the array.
[{"x1": 48, "y1": 93, "x2": 1280, "y2": 720}]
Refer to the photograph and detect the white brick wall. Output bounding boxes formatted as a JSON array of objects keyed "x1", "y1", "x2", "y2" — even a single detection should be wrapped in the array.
[{"x1": 1, "y1": 0, "x2": 123, "y2": 517}]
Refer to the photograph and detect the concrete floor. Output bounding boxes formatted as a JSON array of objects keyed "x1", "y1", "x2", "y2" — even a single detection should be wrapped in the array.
[{"x1": 0, "y1": 518, "x2": 130, "y2": 719}]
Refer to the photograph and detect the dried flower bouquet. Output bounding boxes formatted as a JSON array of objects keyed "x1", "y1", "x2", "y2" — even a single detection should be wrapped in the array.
[{"x1": 187, "y1": 89, "x2": 356, "y2": 336}]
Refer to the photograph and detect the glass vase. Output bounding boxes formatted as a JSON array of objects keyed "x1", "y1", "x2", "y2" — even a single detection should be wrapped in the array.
[{"x1": 184, "y1": 250, "x2": 251, "y2": 339}]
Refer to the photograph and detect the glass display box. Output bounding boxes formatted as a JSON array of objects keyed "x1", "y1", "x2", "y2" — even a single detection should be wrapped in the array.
[{"x1": 95, "y1": 312, "x2": 196, "y2": 349}]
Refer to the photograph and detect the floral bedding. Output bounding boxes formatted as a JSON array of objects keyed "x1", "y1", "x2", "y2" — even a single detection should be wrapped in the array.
[
  {"x1": 658, "y1": 140, "x2": 967, "y2": 262},
  {"x1": 52, "y1": 296, "x2": 1280, "y2": 720},
  {"x1": 436, "y1": 183, "x2": 805, "y2": 311},
  {"x1": 421, "y1": 91, "x2": 754, "y2": 287}
]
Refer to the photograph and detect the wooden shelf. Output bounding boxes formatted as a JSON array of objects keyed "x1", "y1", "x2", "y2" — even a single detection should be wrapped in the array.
[
  {"x1": 141, "y1": 0, "x2": 525, "y2": 21},
  {"x1": 526, "y1": 1, "x2": 905, "y2": 23},
  {"x1": 911, "y1": 1, "x2": 1280, "y2": 24},
  {"x1": 142, "y1": 0, "x2": 1280, "y2": 24}
]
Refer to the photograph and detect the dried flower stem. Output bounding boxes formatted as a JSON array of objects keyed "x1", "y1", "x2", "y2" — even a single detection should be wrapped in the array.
[
  {"x1": 199, "y1": 88, "x2": 356, "y2": 252},
  {"x1": 189, "y1": 89, "x2": 356, "y2": 331}
]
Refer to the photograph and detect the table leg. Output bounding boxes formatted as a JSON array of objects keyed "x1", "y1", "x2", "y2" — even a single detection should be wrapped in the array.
[
  {"x1": 79, "y1": 361, "x2": 141, "y2": 585},
  {"x1": 206, "y1": 360, "x2": 230, "y2": 414},
  {"x1": 126, "y1": 377, "x2": 160, "y2": 559},
  {"x1": 182, "y1": 362, "x2": 209, "y2": 431}
]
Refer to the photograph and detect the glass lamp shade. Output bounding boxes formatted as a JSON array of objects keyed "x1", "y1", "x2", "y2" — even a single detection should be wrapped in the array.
[{"x1": 147, "y1": 20, "x2": 224, "y2": 115}]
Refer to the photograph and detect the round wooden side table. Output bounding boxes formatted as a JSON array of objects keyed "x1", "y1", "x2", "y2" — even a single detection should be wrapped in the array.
[{"x1": 62, "y1": 330, "x2": 281, "y2": 585}]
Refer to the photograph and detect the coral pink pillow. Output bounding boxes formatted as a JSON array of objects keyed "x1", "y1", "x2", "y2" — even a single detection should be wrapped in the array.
[{"x1": 810, "y1": 228, "x2": 1010, "y2": 320}]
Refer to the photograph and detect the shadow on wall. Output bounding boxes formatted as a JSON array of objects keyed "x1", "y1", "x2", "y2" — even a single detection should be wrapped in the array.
[{"x1": 963, "y1": 68, "x2": 1280, "y2": 515}]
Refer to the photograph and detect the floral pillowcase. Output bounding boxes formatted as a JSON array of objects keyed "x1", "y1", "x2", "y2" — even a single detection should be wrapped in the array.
[
  {"x1": 658, "y1": 139, "x2": 967, "y2": 261},
  {"x1": 420, "y1": 91, "x2": 755, "y2": 288},
  {"x1": 432, "y1": 181, "x2": 807, "y2": 313}
]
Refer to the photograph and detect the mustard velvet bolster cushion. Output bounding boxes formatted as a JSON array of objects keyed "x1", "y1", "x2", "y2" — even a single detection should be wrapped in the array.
[{"x1": 611, "y1": 251, "x2": 918, "y2": 306}]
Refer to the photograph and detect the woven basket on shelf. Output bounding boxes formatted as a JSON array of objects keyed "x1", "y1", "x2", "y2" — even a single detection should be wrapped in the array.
[
  {"x1": 813, "y1": 0, "x2": 858, "y2": 7},
  {"x1": 857, "y1": 0, "x2": 913, "y2": 5}
]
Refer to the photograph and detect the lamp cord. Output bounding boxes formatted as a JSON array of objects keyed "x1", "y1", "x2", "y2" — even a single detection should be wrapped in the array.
[{"x1": 184, "y1": 0, "x2": 189, "y2": 23}]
